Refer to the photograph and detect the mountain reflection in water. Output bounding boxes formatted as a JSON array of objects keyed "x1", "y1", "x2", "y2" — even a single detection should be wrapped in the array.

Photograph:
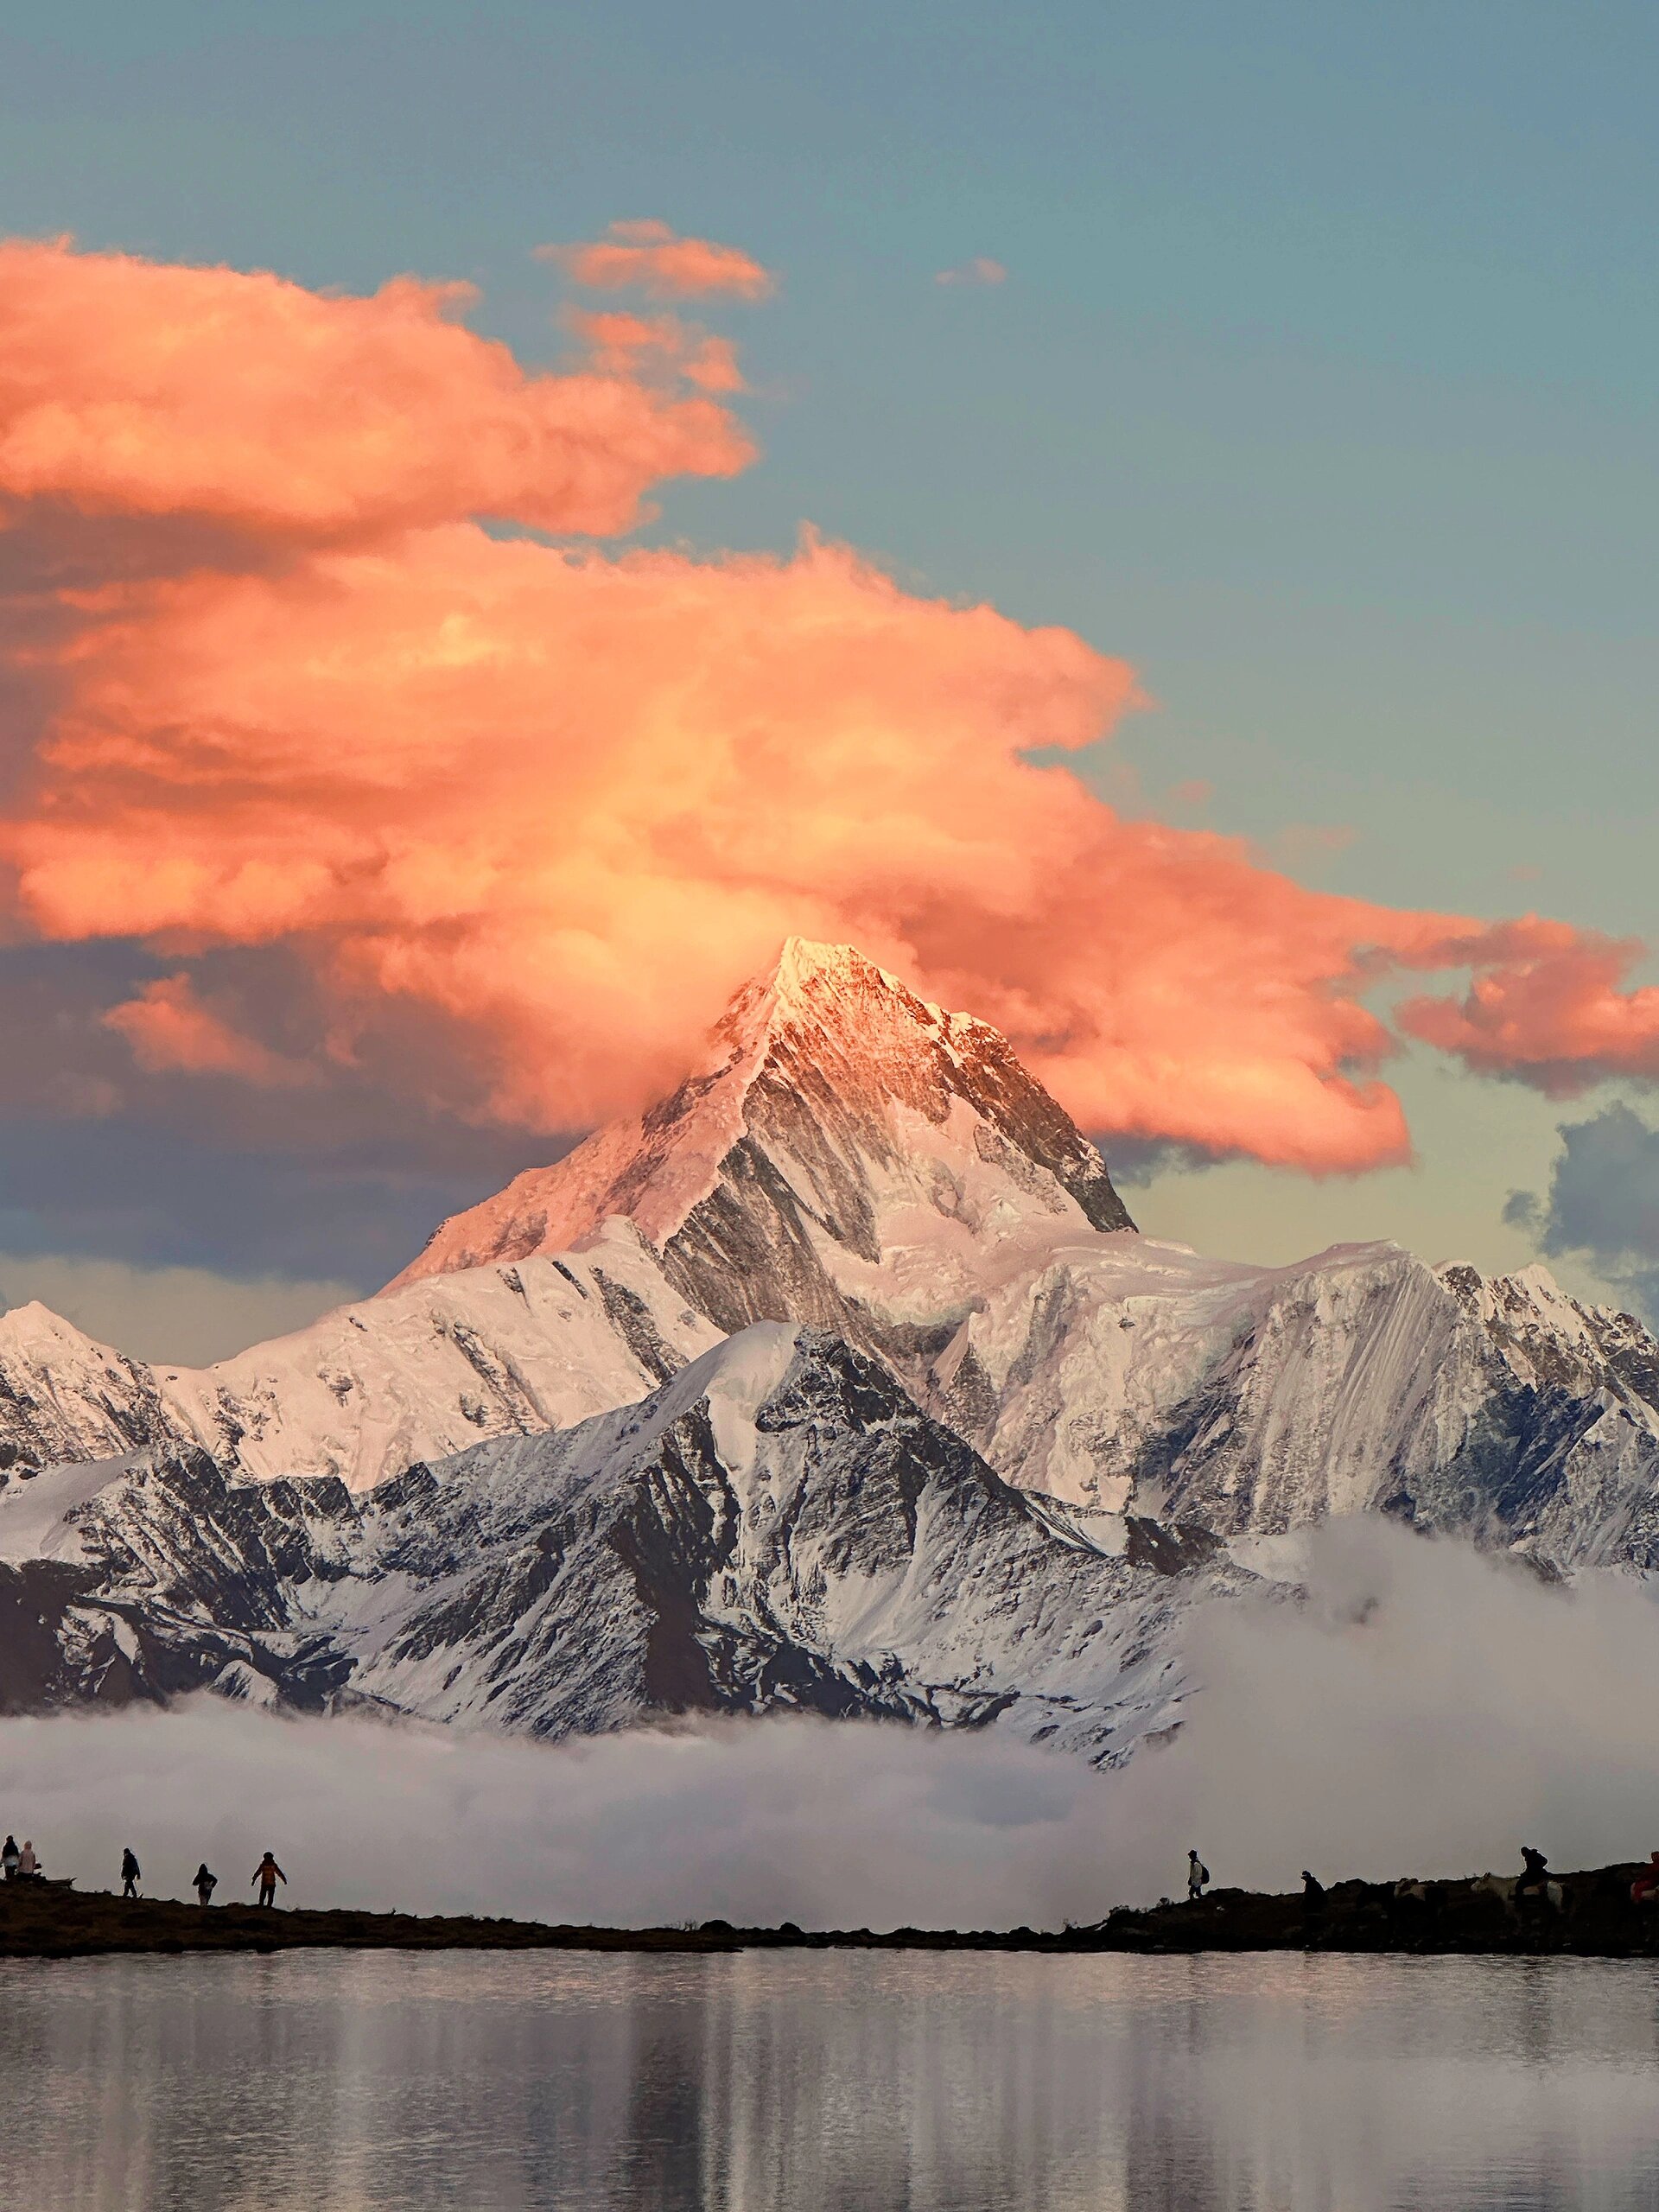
[{"x1": 2, "y1": 1948, "x2": 1657, "y2": 2210}]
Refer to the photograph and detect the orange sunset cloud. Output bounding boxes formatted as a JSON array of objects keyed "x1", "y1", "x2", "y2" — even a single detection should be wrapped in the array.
[
  {"x1": 1, "y1": 237, "x2": 1656, "y2": 1170},
  {"x1": 539, "y1": 220, "x2": 775, "y2": 302},
  {"x1": 0, "y1": 238, "x2": 752, "y2": 541}
]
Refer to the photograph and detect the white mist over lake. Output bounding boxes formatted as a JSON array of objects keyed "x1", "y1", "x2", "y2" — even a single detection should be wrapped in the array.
[{"x1": 4, "y1": 1518, "x2": 1658, "y2": 1926}]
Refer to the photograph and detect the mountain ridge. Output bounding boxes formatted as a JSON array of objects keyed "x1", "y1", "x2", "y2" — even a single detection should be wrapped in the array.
[
  {"x1": 0, "y1": 936, "x2": 1657, "y2": 1751},
  {"x1": 0, "y1": 1325, "x2": 1236, "y2": 1759}
]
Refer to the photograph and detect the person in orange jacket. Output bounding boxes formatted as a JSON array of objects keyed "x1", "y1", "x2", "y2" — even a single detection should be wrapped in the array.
[{"x1": 252, "y1": 1851, "x2": 287, "y2": 1908}]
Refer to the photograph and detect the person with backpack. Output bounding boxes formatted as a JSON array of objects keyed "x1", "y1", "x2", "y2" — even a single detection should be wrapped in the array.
[
  {"x1": 194, "y1": 1863, "x2": 218, "y2": 1908},
  {"x1": 1187, "y1": 1849, "x2": 1211, "y2": 1902},
  {"x1": 121, "y1": 1847, "x2": 141, "y2": 1899},
  {"x1": 251, "y1": 1851, "x2": 287, "y2": 1908}
]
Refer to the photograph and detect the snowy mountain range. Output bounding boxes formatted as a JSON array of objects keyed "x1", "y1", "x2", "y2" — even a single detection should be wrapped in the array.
[{"x1": 2, "y1": 937, "x2": 1656, "y2": 1750}]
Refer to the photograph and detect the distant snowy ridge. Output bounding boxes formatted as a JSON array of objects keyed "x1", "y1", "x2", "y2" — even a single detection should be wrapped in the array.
[
  {"x1": 924, "y1": 1238, "x2": 1659, "y2": 1569},
  {"x1": 0, "y1": 1327, "x2": 1237, "y2": 1759},
  {"x1": 0, "y1": 1229, "x2": 719, "y2": 1496}
]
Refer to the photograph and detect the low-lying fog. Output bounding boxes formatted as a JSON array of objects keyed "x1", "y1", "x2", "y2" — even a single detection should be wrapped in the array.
[{"x1": 4, "y1": 1519, "x2": 1657, "y2": 1929}]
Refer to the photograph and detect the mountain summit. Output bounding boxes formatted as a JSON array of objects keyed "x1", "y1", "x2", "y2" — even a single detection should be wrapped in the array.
[{"x1": 385, "y1": 938, "x2": 1135, "y2": 1332}]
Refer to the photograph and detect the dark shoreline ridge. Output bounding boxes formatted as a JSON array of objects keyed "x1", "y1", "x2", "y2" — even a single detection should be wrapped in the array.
[{"x1": 5, "y1": 1866, "x2": 1659, "y2": 1962}]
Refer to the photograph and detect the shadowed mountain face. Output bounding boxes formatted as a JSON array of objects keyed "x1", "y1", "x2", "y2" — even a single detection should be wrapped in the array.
[
  {"x1": 0, "y1": 938, "x2": 1658, "y2": 1751},
  {"x1": 0, "y1": 1329, "x2": 1232, "y2": 1761}
]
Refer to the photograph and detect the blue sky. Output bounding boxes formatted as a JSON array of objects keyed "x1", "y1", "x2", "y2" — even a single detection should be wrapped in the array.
[{"x1": 1, "y1": 1, "x2": 1655, "y2": 1355}]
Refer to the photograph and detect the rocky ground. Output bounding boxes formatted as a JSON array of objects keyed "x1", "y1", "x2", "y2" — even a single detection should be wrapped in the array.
[
  {"x1": 1096, "y1": 1865, "x2": 1659, "y2": 1957},
  {"x1": 4, "y1": 1865, "x2": 1658, "y2": 1961}
]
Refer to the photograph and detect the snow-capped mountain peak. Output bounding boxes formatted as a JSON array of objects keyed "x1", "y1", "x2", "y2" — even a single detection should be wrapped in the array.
[
  {"x1": 3, "y1": 936, "x2": 1659, "y2": 1758},
  {"x1": 383, "y1": 938, "x2": 1135, "y2": 1322}
]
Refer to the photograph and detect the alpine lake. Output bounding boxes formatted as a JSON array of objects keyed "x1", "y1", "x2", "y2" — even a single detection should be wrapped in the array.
[{"x1": 3, "y1": 1945, "x2": 1658, "y2": 2209}]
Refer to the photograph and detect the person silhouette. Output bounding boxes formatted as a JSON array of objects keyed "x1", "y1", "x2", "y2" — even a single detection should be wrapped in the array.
[
  {"x1": 120, "y1": 1847, "x2": 141, "y2": 1900},
  {"x1": 194, "y1": 1863, "x2": 218, "y2": 1908},
  {"x1": 1186, "y1": 1849, "x2": 1210, "y2": 1902},
  {"x1": 1515, "y1": 1846, "x2": 1549, "y2": 1904},
  {"x1": 1300, "y1": 1870, "x2": 1326, "y2": 1937},
  {"x1": 251, "y1": 1852, "x2": 287, "y2": 1908}
]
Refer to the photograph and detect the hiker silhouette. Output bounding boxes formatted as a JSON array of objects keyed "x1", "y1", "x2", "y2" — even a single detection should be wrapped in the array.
[
  {"x1": 1516, "y1": 1847, "x2": 1549, "y2": 1902},
  {"x1": 252, "y1": 1852, "x2": 287, "y2": 1908}
]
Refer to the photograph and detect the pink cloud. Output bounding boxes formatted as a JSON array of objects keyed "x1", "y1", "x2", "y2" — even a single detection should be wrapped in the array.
[
  {"x1": 539, "y1": 221, "x2": 774, "y2": 302},
  {"x1": 936, "y1": 257, "x2": 1007, "y2": 287},
  {"x1": 1398, "y1": 922, "x2": 1659, "y2": 1095},
  {"x1": 564, "y1": 308, "x2": 747, "y2": 394},
  {"x1": 0, "y1": 237, "x2": 753, "y2": 543},
  {"x1": 103, "y1": 976, "x2": 312, "y2": 1086},
  {"x1": 0, "y1": 237, "x2": 1655, "y2": 1171}
]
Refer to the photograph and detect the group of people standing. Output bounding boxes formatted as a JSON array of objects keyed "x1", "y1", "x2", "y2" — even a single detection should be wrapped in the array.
[
  {"x1": 118, "y1": 1847, "x2": 288, "y2": 1906},
  {"x1": 2, "y1": 1835, "x2": 41, "y2": 1882},
  {"x1": 1183, "y1": 1842, "x2": 1659, "y2": 1910}
]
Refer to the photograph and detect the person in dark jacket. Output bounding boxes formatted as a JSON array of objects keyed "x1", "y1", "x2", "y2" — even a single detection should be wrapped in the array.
[
  {"x1": 2, "y1": 1835, "x2": 18, "y2": 1882},
  {"x1": 1515, "y1": 1847, "x2": 1549, "y2": 1902},
  {"x1": 121, "y1": 1847, "x2": 141, "y2": 1899},
  {"x1": 252, "y1": 1852, "x2": 286, "y2": 1908},
  {"x1": 194, "y1": 1863, "x2": 218, "y2": 1908}
]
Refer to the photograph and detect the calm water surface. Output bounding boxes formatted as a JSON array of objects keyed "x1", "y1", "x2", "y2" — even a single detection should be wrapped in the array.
[{"x1": 1, "y1": 1948, "x2": 1657, "y2": 2210}]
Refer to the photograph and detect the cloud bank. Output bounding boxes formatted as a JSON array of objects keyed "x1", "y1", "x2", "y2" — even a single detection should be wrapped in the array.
[
  {"x1": 0, "y1": 1703, "x2": 1116, "y2": 1930},
  {"x1": 6, "y1": 1520, "x2": 1658, "y2": 1928},
  {"x1": 1, "y1": 238, "x2": 1657, "y2": 1177},
  {"x1": 1114, "y1": 1517, "x2": 1659, "y2": 1889}
]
